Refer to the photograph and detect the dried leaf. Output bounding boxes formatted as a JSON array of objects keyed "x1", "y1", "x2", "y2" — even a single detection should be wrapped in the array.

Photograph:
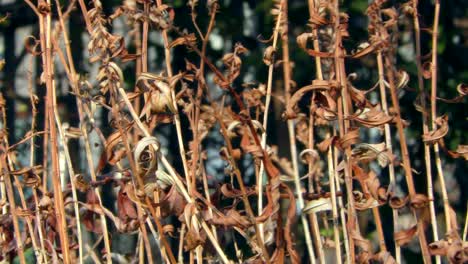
[
  {"x1": 349, "y1": 228, "x2": 372, "y2": 258},
  {"x1": 422, "y1": 61, "x2": 432, "y2": 79},
  {"x1": 280, "y1": 183, "x2": 300, "y2": 264},
  {"x1": 338, "y1": 127, "x2": 360, "y2": 149},
  {"x1": 394, "y1": 225, "x2": 418, "y2": 246},
  {"x1": 317, "y1": 136, "x2": 337, "y2": 152},
  {"x1": 160, "y1": 186, "x2": 187, "y2": 218},
  {"x1": 220, "y1": 184, "x2": 256, "y2": 198},
  {"x1": 134, "y1": 136, "x2": 160, "y2": 182},
  {"x1": 352, "y1": 142, "x2": 395, "y2": 167},
  {"x1": 303, "y1": 197, "x2": 332, "y2": 214},
  {"x1": 263, "y1": 46, "x2": 276, "y2": 66},
  {"x1": 353, "y1": 106, "x2": 394, "y2": 128},
  {"x1": 284, "y1": 80, "x2": 339, "y2": 119},
  {"x1": 388, "y1": 195, "x2": 409, "y2": 209},
  {"x1": 353, "y1": 191, "x2": 380, "y2": 210},
  {"x1": 185, "y1": 228, "x2": 206, "y2": 251},
  {"x1": 205, "y1": 209, "x2": 251, "y2": 229},
  {"x1": 169, "y1": 33, "x2": 197, "y2": 49},
  {"x1": 422, "y1": 115, "x2": 449, "y2": 143},
  {"x1": 372, "y1": 250, "x2": 397, "y2": 264},
  {"x1": 351, "y1": 42, "x2": 376, "y2": 58},
  {"x1": 299, "y1": 149, "x2": 319, "y2": 164},
  {"x1": 429, "y1": 240, "x2": 449, "y2": 256},
  {"x1": 74, "y1": 174, "x2": 91, "y2": 193},
  {"x1": 410, "y1": 193, "x2": 430, "y2": 209},
  {"x1": 117, "y1": 186, "x2": 138, "y2": 221},
  {"x1": 296, "y1": 33, "x2": 313, "y2": 50},
  {"x1": 447, "y1": 144, "x2": 468, "y2": 160}
]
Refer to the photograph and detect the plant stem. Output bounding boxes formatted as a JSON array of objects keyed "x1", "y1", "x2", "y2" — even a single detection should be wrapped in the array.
[
  {"x1": 27, "y1": 44, "x2": 48, "y2": 263},
  {"x1": 324, "y1": 131, "x2": 342, "y2": 263},
  {"x1": 276, "y1": 1, "x2": 319, "y2": 262},
  {"x1": 383, "y1": 39, "x2": 432, "y2": 264},
  {"x1": 257, "y1": 1, "x2": 284, "y2": 237},
  {"x1": 52, "y1": 2, "x2": 113, "y2": 261},
  {"x1": 118, "y1": 87, "x2": 230, "y2": 263},
  {"x1": 38, "y1": 3, "x2": 71, "y2": 260},
  {"x1": 155, "y1": 0, "x2": 191, "y2": 190},
  {"x1": 333, "y1": 0, "x2": 358, "y2": 260},
  {"x1": 376, "y1": 52, "x2": 400, "y2": 260},
  {"x1": 430, "y1": 0, "x2": 451, "y2": 235},
  {"x1": 1, "y1": 155, "x2": 26, "y2": 264},
  {"x1": 412, "y1": 1, "x2": 440, "y2": 262},
  {"x1": 463, "y1": 202, "x2": 468, "y2": 241}
]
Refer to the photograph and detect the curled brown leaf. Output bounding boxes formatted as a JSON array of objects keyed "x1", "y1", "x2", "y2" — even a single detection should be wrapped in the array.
[
  {"x1": 394, "y1": 225, "x2": 418, "y2": 246},
  {"x1": 263, "y1": 46, "x2": 276, "y2": 66},
  {"x1": 422, "y1": 115, "x2": 449, "y2": 143},
  {"x1": 283, "y1": 80, "x2": 339, "y2": 119}
]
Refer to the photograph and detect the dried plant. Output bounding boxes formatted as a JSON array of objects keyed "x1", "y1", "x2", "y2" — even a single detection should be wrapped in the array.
[{"x1": 0, "y1": 0, "x2": 466, "y2": 263}]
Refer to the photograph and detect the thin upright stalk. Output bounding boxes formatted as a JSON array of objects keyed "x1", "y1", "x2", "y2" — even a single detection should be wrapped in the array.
[
  {"x1": 38, "y1": 3, "x2": 71, "y2": 260},
  {"x1": 52, "y1": 2, "x2": 112, "y2": 261},
  {"x1": 5, "y1": 157, "x2": 41, "y2": 262},
  {"x1": 0, "y1": 154, "x2": 4, "y2": 218},
  {"x1": 331, "y1": 136, "x2": 351, "y2": 262},
  {"x1": 306, "y1": 102, "x2": 325, "y2": 264},
  {"x1": 141, "y1": 1, "x2": 151, "y2": 120},
  {"x1": 276, "y1": 1, "x2": 317, "y2": 262},
  {"x1": 52, "y1": 88, "x2": 84, "y2": 264},
  {"x1": 305, "y1": 0, "x2": 335, "y2": 261},
  {"x1": 430, "y1": 0, "x2": 451, "y2": 234},
  {"x1": 118, "y1": 88, "x2": 231, "y2": 263},
  {"x1": 178, "y1": 224, "x2": 186, "y2": 263},
  {"x1": 371, "y1": 2, "x2": 431, "y2": 261},
  {"x1": 51, "y1": 2, "x2": 88, "y2": 261},
  {"x1": 326, "y1": 131, "x2": 342, "y2": 263},
  {"x1": 154, "y1": 0, "x2": 191, "y2": 189},
  {"x1": 27, "y1": 46, "x2": 47, "y2": 263},
  {"x1": 189, "y1": 5, "x2": 218, "y2": 232},
  {"x1": 1, "y1": 165, "x2": 26, "y2": 264},
  {"x1": 136, "y1": 4, "x2": 157, "y2": 262},
  {"x1": 463, "y1": 203, "x2": 468, "y2": 241},
  {"x1": 257, "y1": 2, "x2": 284, "y2": 238},
  {"x1": 133, "y1": 18, "x2": 142, "y2": 143},
  {"x1": 412, "y1": 1, "x2": 440, "y2": 262},
  {"x1": 333, "y1": 0, "x2": 358, "y2": 259},
  {"x1": 212, "y1": 105, "x2": 271, "y2": 263},
  {"x1": 382, "y1": 37, "x2": 432, "y2": 264},
  {"x1": 376, "y1": 52, "x2": 399, "y2": 260}
]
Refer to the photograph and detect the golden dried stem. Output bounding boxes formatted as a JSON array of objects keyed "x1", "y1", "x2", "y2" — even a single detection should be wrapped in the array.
[
  {"x1": 430, "y1": 0, "x2": 451, "y2": 235},
  {"x1": 412, "y1": 1, "x2": 440, "y2": 263},
  {"x1": 376, "y1": 51, "x2": 401, "y2": 261}
]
